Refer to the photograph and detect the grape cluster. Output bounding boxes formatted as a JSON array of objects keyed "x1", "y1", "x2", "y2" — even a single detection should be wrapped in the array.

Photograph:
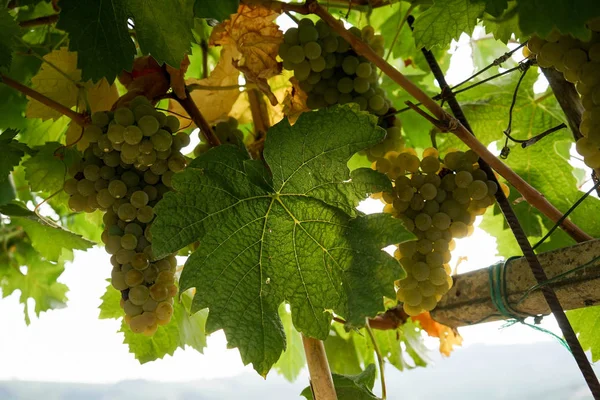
[
  {"x1": 362, "y1": 111, "x2": 405, "y2": 163},
  {"x1": 526, "y1": 18, "x2": 600, "y2": 169},
  {"x1": 279, "y1": 19, "x2": 392, "y2": 115},
  {"x1": 374, "y1": 148, "x2": 502, "y2": 316},
  {"x1": 63, "y1": 96, "x2": 190, "y2": 335},
  {"x1": 193, "y1": 117, "x2": 243, "y2": 156}
]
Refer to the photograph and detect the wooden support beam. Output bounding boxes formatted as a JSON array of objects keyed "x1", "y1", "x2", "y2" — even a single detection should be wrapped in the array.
[{"x1": 431, "y1": 239, "x2": 600, "y2": 327}]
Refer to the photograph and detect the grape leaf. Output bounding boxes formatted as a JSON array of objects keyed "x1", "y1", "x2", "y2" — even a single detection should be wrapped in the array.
[
  {"x1": 99, "y1": 284, "x2": 208, "y2": 363},
  {"x1": 300, "y1": 364, "x2": 380, "y2": 400},
  {"x1": 379, "y1": 2, "x2": 419, "y2": 60},
  {"x1": 0, "y1": 201, "x2": 93, "y2": 261},
  {"x1": 413, "y1": 0, "x2": 486, "y2": 49},
  {"x1": 23, "y1": 142, "x2": 80, "y2": 195},
  {"x1": 26, "y1": 48, "x2": 119, "y2": 121},
  {"x1": 483, "y1": 0, "x2": 508, "y2": 17},
  {"x1": 152, "y1": 105, "x2": 414, "y2": 375},
  {"x1": 0, "y1": 8, "x2": 19, "y2": 71},
  {"x1": 0, "y1": 179, "x2": 16, "y2": 206},
  {"x1": 516, "y1": 0, "x2": 600, "y2": 40},
  {"x1": 126, "y1": 0, "x2": 195, "y2": 69},
  {"x1": 0, "y1": 130, "x2": 30, "y2": 183},
  {"x1": 567, "y1": 306, "x2": 600, "y2": 362},
  {"x1": 194, "y1": 0, "x2": 239, "y2": 22},
  {"x1": 0, "y1": 53, "x2": 43, "y2": 130},
  {"x1": 56, "y1": 0, "x2": 135, "y2": 82},
  {"x1": 168, "y1": 47, "x2": 241, "y2": 128},
  {"x1": 274, "y1": 303, "x2": 306, "y2": 382},
  {"x1": 0, "y1": 242, "x2": 68, "y2": 324},
  {"x1": 325, "y1": 323, "x2": 363, "y2": 375}
]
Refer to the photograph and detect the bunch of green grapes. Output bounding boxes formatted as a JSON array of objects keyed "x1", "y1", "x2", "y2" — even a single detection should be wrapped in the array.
[
  {"x1": 63, "y1": 96, "x2": 190, "y2": 335},
  {"x1": 193, "y1": 117, "x2": 242, "y2": 156},
  {"x1": 373, "y1": 148, "x2": 504, "y2": 316},
  {"x1": 362, "y1": 110, "x2": 404, "y2": 163},
  {"x1": 526, "y1": 17, "x2": 600, "y2": 169},
  {"x1": 278, "y1": 19, "x2": 391, "y2": 115}
]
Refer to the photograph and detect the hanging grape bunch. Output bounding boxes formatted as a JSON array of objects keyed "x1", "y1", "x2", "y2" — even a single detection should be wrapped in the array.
[
  {"x1": 373, "y1": 148, "x2": 503, "y2": 316},
  {"x1": 194, "y1": 117, "x2": 243, "y2": 156},
  {"x1": 526, "y1": 17, "x2": 600, "y2": 169},
  {"x1": 63, "y1": 96, "x2": 190, "y2": 335},
  {"x1": 279, "y1": 19, "x2": 391, "y2": 114}
]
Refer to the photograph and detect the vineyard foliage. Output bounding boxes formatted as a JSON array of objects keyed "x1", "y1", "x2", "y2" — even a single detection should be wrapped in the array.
[{"x1": 1, "y1": 0, "x2": 600, "y2": 389}]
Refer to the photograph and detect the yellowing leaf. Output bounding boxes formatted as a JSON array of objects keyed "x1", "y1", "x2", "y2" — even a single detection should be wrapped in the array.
[
  {"x1": 211, "y1": 4, "x2": 283, "y2": 81},
  {"x1": 168, "y1": 47, "x2": 241, "y2": 128},
  {"x1": 282, "y1": 77, "x2": 309, "y2": 125},
  {"x1": 411, "y1": 312, "x2": 462, "y2": 356},
  {"x1": 26, "y1": 48, "x2": 119, "y2": 121}
]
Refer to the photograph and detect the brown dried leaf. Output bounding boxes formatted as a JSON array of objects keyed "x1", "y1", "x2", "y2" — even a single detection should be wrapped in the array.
[
  {"x1": 168, "y1": 47, "x2": 241, "y2": 128},
  {"x1": 166, "y1": 55, "x2": 190, "y2": 99},
  {"x1": 116, "y1": 56, "x2": 170, "y2": 108},
  {"x1": 282, "y1": 77, "x2": 309, "y2": 125},
  {"x1": 211, "y1": 4, "x2": 283, "y2": 81}
]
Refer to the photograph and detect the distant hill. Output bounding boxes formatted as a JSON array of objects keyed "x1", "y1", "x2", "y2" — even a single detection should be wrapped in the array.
[{"x1": 1, "y1": 342, "x2": 598, "y2": 399}]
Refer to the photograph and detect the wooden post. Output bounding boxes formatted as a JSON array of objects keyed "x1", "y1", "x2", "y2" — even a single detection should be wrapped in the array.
[
  {"x1": 302, "y1": 335, "x2": 338, "y2": 400},
  {"x1": 432, "y1": 239, "x2": 600, "y2": 327}
]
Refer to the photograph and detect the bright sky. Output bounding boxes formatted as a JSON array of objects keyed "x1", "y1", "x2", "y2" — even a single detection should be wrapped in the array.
[{"x1": 0, "y1": 23, "x2": 594, "y2": 386}]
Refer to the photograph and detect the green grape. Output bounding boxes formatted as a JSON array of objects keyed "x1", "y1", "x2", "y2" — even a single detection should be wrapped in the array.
[
  {"x1": 576, "y1": 137, "x2": 599, "y2": 157},
  {"x1": 278, "y1": 42, "x2": 290, "y2": 59},
  {"x1": 420, "y1": 156, "x2": 440, "y2": 173},
  {"x1": 118, "y1": 203, "x2": 137, "y2": 222},
  {"x1": 304, "y1": 41, "x2": 322, "y2": 60},
  {"x1": 150, "y1": 159, "x2": 169, "y2": 176},
  {"x1": 322, "y1": 36, "x2": 338, "y2": 53},
  {"x1": 579, "y1": 62, "x2": 600, "y2": 87},
  {"x1": 284, "y1": 27, "x2": 299, "y2": 44},
  {"x1": 336, "y1": 36, "x2": 350, "y2": 53},
  {"x1": 97, "y1": 135, "x2": 113, "y2": 152},
  {"x1": 468, "y1": 180, "x2": 488, "y2": 200},
  {"x1": 92, "y1": 111, "x2": 110, "y2": 127},
  {"x1": 425, "y1": 251, "x2": 443, "y2": 267},
  {"x1": 416, "y1": 238, "x2": 432, "y2": 254},
  {"x1": 138, "y1": 115, "x2": 159, "y2": 136},
  {"x1": 96, "y1": 188, "x2": 115, "y2": 209},
  {"x1": 353, "y1": 77, "x2": 370, "y2": 93},
  {"x1": 423, "y1": 200, "x2": 440, "y2": 216},
  {"x1": 440, "y1": 199, "x2": 461, "y2": 220},
  {"x1": 121, "y1": 171, "x2": 140, "y2": 187},
  {"x1": 352, "y1": 95, "x2": 367, "y2": 110},
  {"x1": 450, "y1": 221, "x2": 468, "y2": 238},
  {"x1": 294, "y1": 60, "x2": 311, "y2": 81},
  {"x1": 564, "y1": 48, "x2": 588, "y2": 70},
  {"x1": 131, "y1": 190, "x2": 149, "y2": 208},
  {"x1": 433, "y1": 238, "x2": 449, "y2": 253},
  {"x1": 286, "y1": 45, "x2": 305, "y2": 63},
  {"x1": 64, "y1": 178, "x2": 79, "y2": 195},
  {"x1": 452, "y1": 187, "x2": 470, "y2": 205},
  {"x1": 100, "y1": 166, "x2": 116, "y2": 180},
  {"x1": 103, "y1": 151, "x2": 121, "y2": 167},
  {"x1": 83, "y1": 164, "x2": 101, "y2": 181},
  {"x1": 107, "y1": 124, "x2": 125, "y2": 144},
  {"x1": 310, "y1": 57, "x2": 326, "y2": 72},
  {"x1": 323, "y1": 87, "x2": 339, "y2": 105},
  {"x1": 368, "y1": 94, "x2": 385, "y2": 111},
  {"x1": 115, "y1": 107, "x2": 135, "y2": 126},
  {"x1": 108, "y1": 180, "x2": 127, "y2": 198},
  {"x1": 129, "y1": 285, "x2": 150, "y2": 306},
  {"x1": 402, "y1": 288, "x2": 423, "y2": 308},
  {"x1": 298, "y1": 25, "x2": 319, "y2": 44},
  {"x1": 137, "y1": 205, "x2": 154, "y2": 223},
  {"x1": 137, "y1": 151, "x2": 157, "y2": 167},
  {"x1": 125, "y1": 269, "x2": 144, "y2": 287},
  {"x1": 133, "y1": 104, "x2": 155, "y2": 121},
  {"x1": 414, "y1": 213, "x2": 432, "y2": 231},
  {"x1": 342, "y1": 56, "x2": 359, "y2": 75},
  {"x1": 356, "y1": 62, "x2": 372, "y2": 78},
  {"x1": 336, "y1": 77, "x2": 354, "y2": 94},
  {"x1": 132, "y1": 253, "x2": 150, "y2": 271},
  {"x1": 420, "y1": 183, "x2": 437, "y2": 200},
  {"x1": 411, "y1": 262, "x2": 430, "y2": 281},
  {"x1": 144, "y1": 170, "x2": 160, "y2": 185},
  {"x1": 432, "y1": 212, "x2": 451, "y2": 230},
  {"x1": 77, "y1": 179, "x2": 96, "y2": 197},
  {"x1": 307, "y1": 71, "x2": 321, "y2": 85},
  {"x1": 166, "y1": 115, "x2": 180, "y2": 133},
  {"x1": 68, "y1": 194, "x2": 87, "y2": 212},
  {"x1": 526, "y1": 35, "x2": 545, "y2": 54},
  {"x1": 454, "y1": 170, "x2": 473, "y2": 188},
  {"x1": 124, "y1": 126, "x2": 143, "y2": 145},
  {"x1": 121, "y1": 233, "x2": 138, "y2": 250},
  {"x1": 168, "y1": 154, "x2": 186, "y2": 172},
  {"x1": 156, "y1": 301, "x2": 174, "y2": 322},
  {"x1": 111, "y1": 271, "x2": 128, "y2": 291}
]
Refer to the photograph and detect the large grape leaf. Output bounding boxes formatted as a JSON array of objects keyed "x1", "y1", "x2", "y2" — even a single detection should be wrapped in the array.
[
  {"x1": 23, "y1": 142, "x2": 80, "y2": 195},
  {"x1": 0, "y1": 242, "x2": 69, "y2": 324},
  {"x1": 0, "y1": 8, "x2": 19, "y2": 71},
  {"x1": 413, "y1": 0, "x2": 486, "y2": 49},
  {"x1": 0, "y1": 202, "x2": 93, "y2": 261},
  {"x1": 99, "y1": 284, "x2": 208, "y2": 363},
  {"x1": 567, "y1": 306, "x2": 600, "y2": 362},
  {"x1": 516, "y1": 0, "x2": 600, "y2": 40},
  {"x1": 152, "y1": 105, "x2": 414, "y2": 375},
  {"x1": 0, "y1": 130, "x2": 31, "y2": 183},
  {"x1": 56, "y1": 0, "x2": 135, "y2": 82},
  {"x1": 300, "y1": 364, "x2": 380, "y2": 400}
]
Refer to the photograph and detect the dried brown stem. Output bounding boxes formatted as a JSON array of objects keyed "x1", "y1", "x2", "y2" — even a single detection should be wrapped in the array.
[
  {"x1": 302, "y1": 335, "x2": 338, "y2": 400},
  {"x1": 173, "y1": 91, "x2": 221, "y2": 147},
  {"x1": 1, "y1": 74, "x2": 88, "y2": 126},
  {"x1": 19, "y1": 14, "x2": 59, "y2": 28},
  {"x1": 307, "y1": 1, "x2": 592, "y2": 244}
]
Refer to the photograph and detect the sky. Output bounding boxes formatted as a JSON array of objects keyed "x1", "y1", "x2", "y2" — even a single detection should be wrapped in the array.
[{"x1": 0, "y1": 20, "x2": 595, "y2": 386}]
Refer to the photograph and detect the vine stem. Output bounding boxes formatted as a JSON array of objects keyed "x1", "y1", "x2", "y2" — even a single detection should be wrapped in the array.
[
  {"x1": 302, "y1": 335, "x2": 338, "y2": 400},
  {"x1": 172, "y1": 91, "x2": 221, "y2": 147},
  {"x1": 0, "y1": 74, "x2": 88, "y2": 126},
  {"x1": 303, "y1": 0, "x2": 592, "y2": 244},
  {"x1": 19, "y1": 14, "x2": 59, "y2": 27},
  {"x1": 365, "y1": 319, "x2": 387, "y2": 400}
]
